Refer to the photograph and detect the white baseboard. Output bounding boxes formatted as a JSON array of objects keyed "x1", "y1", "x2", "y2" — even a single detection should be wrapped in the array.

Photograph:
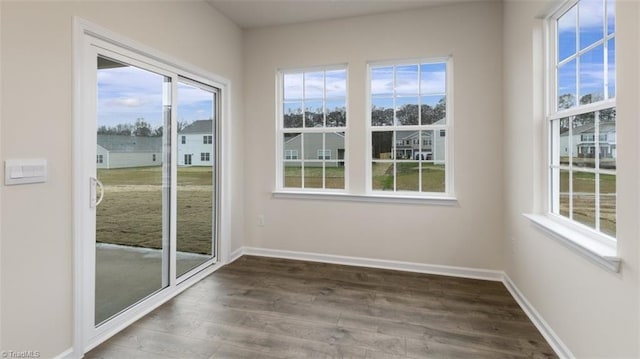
[
  {"x1": 230, "y1": 246, "x2": 570, "y2": 359},
  {"x1": 503, "y1": 274, "x2": 574, "y2": 359},
  {"x1": 238, "y1": 246, "x2": 503, "y2": 281},
  {"x1": 53, "y1": 347, "x2": 74, "y2": 359}
]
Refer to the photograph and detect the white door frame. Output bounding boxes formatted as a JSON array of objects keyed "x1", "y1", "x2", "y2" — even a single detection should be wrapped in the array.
[{"x1": 72, "y1": 18, "x2": 232, "y2": 357}]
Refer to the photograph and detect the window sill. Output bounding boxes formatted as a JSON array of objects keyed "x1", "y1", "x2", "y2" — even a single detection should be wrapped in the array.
[
  {"x1": 523, "y1": 214, "x2": 621, "y2": 273},
  {"x1": 272, "y1": 191, "x2": 458, "y2": 206}
]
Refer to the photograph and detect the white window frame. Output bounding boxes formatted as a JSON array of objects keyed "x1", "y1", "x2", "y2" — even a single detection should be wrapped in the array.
[
  {"x1": 275, "y1": 64, "x2": 348, "y2": 192},
  {"x1": 366, "y1": 57, "x2": 454, "y2": 197},
  {"x1": 203, "y1": 135, "x2": 212, "y2": 144},
  {"x1": 181, "y1": 135, "x2": 186, "y2": 144},
  {"x1": 547, "y1": 0, "x2": 616, "y2": 241},
  {"x1": 525, "y1": 0, "x2": 620, "y2": 273},
  {"x1": 96, "y1": 154, "x2": 103, "y2": 164}
]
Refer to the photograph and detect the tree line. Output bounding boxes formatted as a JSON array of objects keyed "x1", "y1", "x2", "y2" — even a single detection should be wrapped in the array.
[{"x1": 98, "y1": 118, "x2": 194, "y2": 137}]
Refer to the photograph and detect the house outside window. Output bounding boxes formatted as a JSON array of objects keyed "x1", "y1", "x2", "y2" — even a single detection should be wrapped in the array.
[
  {"x1": 317, "y1": 149, "x2": 331, "y2": 160},
  {"x1": 368, "y1": 58, "x2": 452, "y2": 194},
  {"x1": 278, "y1": 65, "x2": 347, "y2": 191},
  {"x1": 549, "y1": 0, "x2": 616, "y2": 238},
  {"x1": 284, "y1": 149, "x2": 299, "y2": 160}
]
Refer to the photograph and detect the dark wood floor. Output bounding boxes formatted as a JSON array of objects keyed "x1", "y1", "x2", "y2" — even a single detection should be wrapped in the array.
[{"x1": 86, "y1": 255, "x2": 557, "y2": 358}]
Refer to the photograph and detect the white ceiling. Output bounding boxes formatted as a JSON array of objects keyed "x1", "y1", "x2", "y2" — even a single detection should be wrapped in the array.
[{"x1": 207, "y1": 0, "x2": 478, "y2": 29}]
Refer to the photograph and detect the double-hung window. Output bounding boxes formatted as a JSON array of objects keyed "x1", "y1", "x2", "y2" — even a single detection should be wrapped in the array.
[
  {"x1": 368, "y1": 59, "x2": 452, "y2": 195},
  {"x1": 549, "y1": 0, "x2": 616, "y2": 238},
  {"x1": 278, "y1": 66, "x2": 347, "y2": 191}
]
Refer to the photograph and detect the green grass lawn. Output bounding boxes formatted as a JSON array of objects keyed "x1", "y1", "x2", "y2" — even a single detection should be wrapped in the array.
[
  {"x1": 96, "y1": 166, "x2": 214, "y2": 254},
  {"x1": 284, "y1": 165, "x2": 345, "y2": 189},
  {"x1": 559, "y1": 171, "x2": 616, "y2": 236},
  {"x1": 372, "y1": 162, "x2": 445, "y2": 192}
]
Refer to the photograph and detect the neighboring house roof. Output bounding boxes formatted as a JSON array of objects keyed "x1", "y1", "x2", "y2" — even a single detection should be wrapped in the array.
[
  {"x1": 97, "y1": 134, "x2": 162, "y2": 153},
  {"x1": 560, "y1": 122, "x2": 616, "y2": 136},
  {"x1": 180, "y1": 119, "x2": 213, "y2": 134},
  {"x1": 283, "y1": 132, "x2": 345, "y2": 144}
]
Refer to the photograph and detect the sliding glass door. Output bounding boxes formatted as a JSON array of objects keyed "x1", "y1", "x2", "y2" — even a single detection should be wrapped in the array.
[
  {"x1": 176, "y1": 79, "x2": 217, "y2": 277},
  {"x1": 95, "y1": 56, "x2": 172, "y2": 326},
  {"x1": 89, "y1": 48, "x2": 219, "y2": 335}
]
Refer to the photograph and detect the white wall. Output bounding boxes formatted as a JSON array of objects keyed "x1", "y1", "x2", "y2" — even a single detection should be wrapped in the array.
[
  {"x1": 503, "y1": 1, "x2": 639, "y2": 357},
  {"x1": 0, "y1": 1, "x2": 243, "y2": 357},
  {"x1": 243, "y1": 2, "x2": 504, "y2": 269}
]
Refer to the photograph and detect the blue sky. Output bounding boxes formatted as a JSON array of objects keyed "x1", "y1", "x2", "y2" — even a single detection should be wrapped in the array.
[
  {"x1": 557, "y1": 0, "x2": 615, "y2": 106},
  {"x1": 97, "y1": 65, "x2": 214, "y2": 129}
]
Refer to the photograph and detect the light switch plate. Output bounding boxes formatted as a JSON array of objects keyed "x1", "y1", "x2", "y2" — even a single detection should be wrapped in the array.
[{"x1": 4, "y1": 159, "x2": 47, "y2": 185}]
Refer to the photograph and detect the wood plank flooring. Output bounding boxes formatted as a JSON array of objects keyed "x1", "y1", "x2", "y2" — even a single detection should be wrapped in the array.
[{"x1": 86, "y1": 255, "x2": 557, "y2": 358}]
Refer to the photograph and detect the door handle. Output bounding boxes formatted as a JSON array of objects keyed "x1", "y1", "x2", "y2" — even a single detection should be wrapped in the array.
[{"x1": 90, "y1": 177, "x2": 104, "y2": 208}]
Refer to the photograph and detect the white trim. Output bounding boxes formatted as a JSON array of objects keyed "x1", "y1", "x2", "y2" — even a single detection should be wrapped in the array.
[
  {"x1": 524, "y1": 214, "x2": 620, "y2": 272},
  {"x1": 52, "y1": 348, "x2": 75, "y2": 359},
  {"x1": 503, "y1": 274, "x2": 575, "y2": 359},
  {"x1": 236, "y1": 247, "x2": 502, "y2": 281},
  {"x1": 72, "y1": 17, "x2": 232, "y2": 357},
  {"x1": 272, "y1": 190, "x2": 458, "y2": 206}
]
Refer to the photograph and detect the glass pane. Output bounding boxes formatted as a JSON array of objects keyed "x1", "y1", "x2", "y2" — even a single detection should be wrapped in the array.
[
  {"x1": 559, "y1": 117, "x2": 571, "y2": 166},
  {"x1": 304, "y1": 100, "x2": 324, "y2": 128},
  {"x1": 420, "y1": 63, "x2": 446, "y2": 94},
  {"x1": 326, "y1": 132, "x2": 345, "y2": 162},
  {"x1": 326, "y1": 69, "x2": 347, "y2": 98},
  {"x1": 606, "y1": 0, "x2": 615, "y2": 35},
  {"x1": 395, "y1": 97, "x2": 419, "y2": 126},
  {"x1": 421, "y1": 95, "x2": 446, "y2": 125},
  {"x1": 422, "y1": 162, "x2": 446, "y2": 192},
  {"x1": 96, "y1": 56, "x2": 169, "y2": 325},
  {"x1": 371, "y1": 66, "x2": 394, "y2": 96},
  {"x1": 372, "y1": 131, "x2": 393, "y2": 160},
  {"x1": 558, "y1": 6, "x2": 577, "y2": 62},
  {"x1": 283, "y1": 132, "x2": 301, "y2": 160},
  {"x1": 572, "y1": 171, "x2": 596, "y2": 228},
  {"x1": 176, "y1": 81, "x2": 215, "y2": 278},
  {"x1": 559, "y1": 169, "x2": 570, "y2": 217},
  {"x1": 284, "y1": 162, "x2": 302, "y2": 188},
  {"x1": 326, "y1": 161, "x2": 345, "y2": 189},
  {"x1": 608, "y1": 38, "x2": 615, "y2": 98},
  {"x1": 284, "y1": 73, "x2": 303, "y2": 100},
  {"x1": 572, "y1": 112, "x2": 596, "y2": 168},
  {"x1": 304, "y1": 71, "x2": 324, "y2": 99},
  {"x1": 283, "y1": 102, "x2": 303, "y2": 128},
  {"x1": 579, "y1": 0, "x2": 604, "y2": 50},
  {"x1": 395, "y1": 131, "x2": 419, "y2": 160},
  {"x1": 396, "y1": 162, "x2": 419, "y2": 192},
  {"x1": 304, "y1": 162, "x2": 323, "y2": 188},
  {"x1": 579, "y1": 44, "x2": 605, "y2": 104},
  {"x1": 558, "y1": 59, "x2": 577, "y2": 110},
  {"x1": 326, "y1": 98, "x2": 346, "y2": 127},
  {"x1": 371, "y1": 97, "x2": 394, "y2": 126},
  {"x1": 421, "y1": 130, "x2": 441, "y2": 162},
  {"x1": 600, "y1": 173, "x2": 616, "y2": 237},
  {"x1": 396, "y1": 64, "x2": 419, "y2": 96},
  {"x1": 372, "y1": 162, "x2": 394, "y2": 191},
  {"x1": 599, "y1": 108, "x2": 616, "y2": 170},
  {"x1": 303, "y1": 133, "x2": 323, "y2": 160}
]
